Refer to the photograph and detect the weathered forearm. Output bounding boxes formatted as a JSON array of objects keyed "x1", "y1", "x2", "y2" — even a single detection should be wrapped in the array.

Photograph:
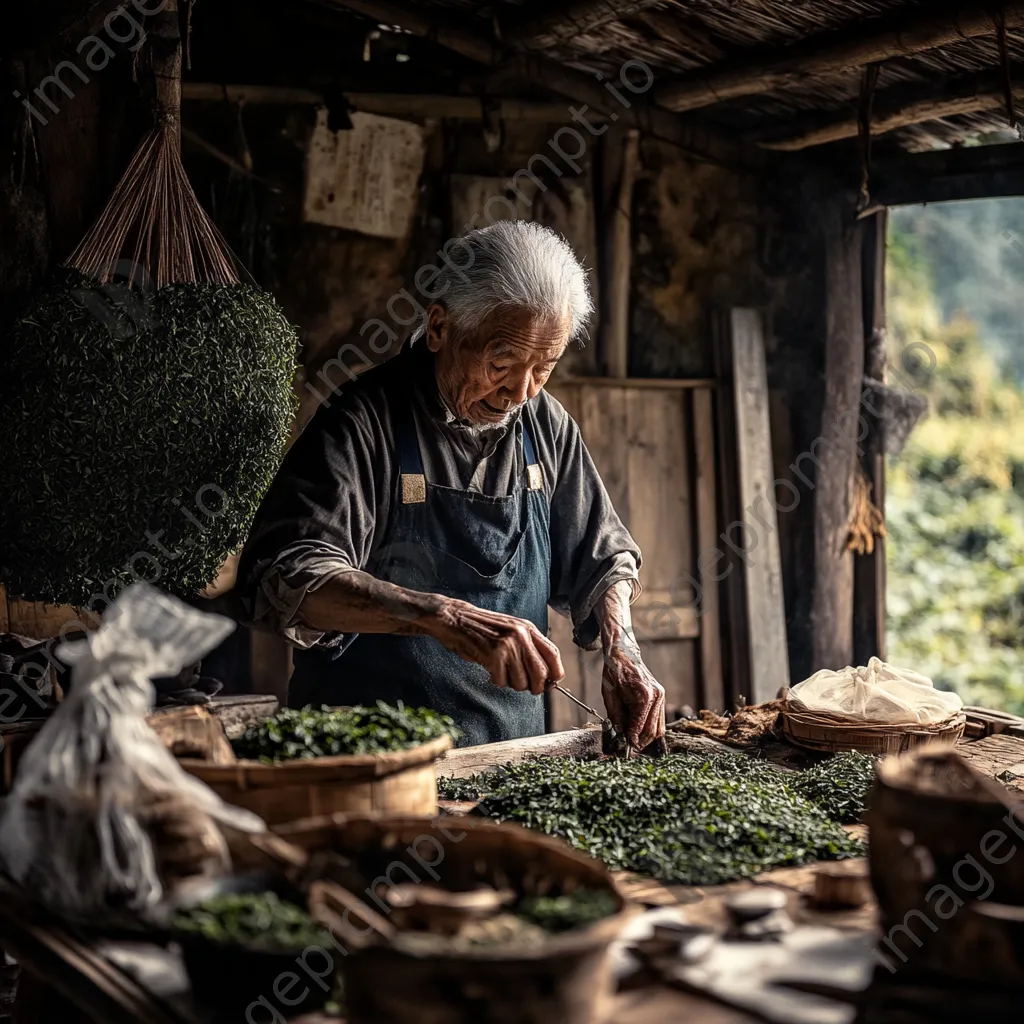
[
  {"x1": 297, "y1": 568, "x2": 564, "y2": 693},
  {"x1": 594, "y1": 579, "x2": 641, "y2": 657},
  {"x1": 298, "y1": 569, "x2": 447, "y2": 637}
]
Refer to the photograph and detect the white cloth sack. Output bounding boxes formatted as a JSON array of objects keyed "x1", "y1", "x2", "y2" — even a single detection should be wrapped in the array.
[
  {"x1": 0, "y1": 583, "x2": 264, "y2": 921},
  {"x1": 788, "y1": 657, "x2": 962, "y2": 725}
]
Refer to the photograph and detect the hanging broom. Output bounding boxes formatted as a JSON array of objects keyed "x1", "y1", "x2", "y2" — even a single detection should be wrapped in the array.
[
  {"x1": 67, "y1": 0, "x2": 236, "y2": 289},
  {"x1": 0, "y1": 1, "x2": 298, "y2": 608}
]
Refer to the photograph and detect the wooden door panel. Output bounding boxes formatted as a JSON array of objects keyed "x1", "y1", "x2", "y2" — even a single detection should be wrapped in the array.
[{"x1": 546, "y1": 380, "x2": 721, "y2": 723}]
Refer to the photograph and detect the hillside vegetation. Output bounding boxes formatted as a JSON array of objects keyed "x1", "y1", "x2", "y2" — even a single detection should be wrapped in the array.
[{"x1": 886, "y1": 203, "x2": 1024, "y2": 714}]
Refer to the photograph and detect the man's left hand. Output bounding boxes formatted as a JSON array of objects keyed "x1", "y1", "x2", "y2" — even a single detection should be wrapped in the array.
[{"x1": 601, "y1": 644, "x2": 665, "y2": 751}]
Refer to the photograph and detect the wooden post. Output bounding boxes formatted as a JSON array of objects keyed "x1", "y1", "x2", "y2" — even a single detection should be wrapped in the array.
[
  {"x1": 150, "y1": 0, "x2": 181, "y2": 140},
  {"x1": 250, "y1": 631, "x2": 293, "y2": 708},
  {"x1": 811, "y1": 199, "x2": 865, "y2": 671},
  {"x1": 601, "y1": 129, "x2": 639, "y2": 378},
  {"x1": 711, "y1": 312, "x2": 749, "y2": 706},
  {"x1": 853, "y1": 209, "x2": 888, "y2": 664},
  {"x1": 691, "y1": 387, "x2": 725, "y2": 711},
  {"x1": 729, "y1": 309, "x2": 790, "y2": 702}
]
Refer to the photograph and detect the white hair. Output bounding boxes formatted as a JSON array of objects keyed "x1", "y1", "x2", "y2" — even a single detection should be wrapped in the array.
[{"x1": 436, "y1": 220, "x2": 594, "y2": 342}]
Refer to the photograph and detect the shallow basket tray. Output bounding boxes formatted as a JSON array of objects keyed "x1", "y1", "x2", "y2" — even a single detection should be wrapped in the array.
[
  {"x1": 780, "y1": 707, "x2": 966, "y2": 755},
  {"x1": 181, "y1": 735, "x2": 453, "y2": 826}
]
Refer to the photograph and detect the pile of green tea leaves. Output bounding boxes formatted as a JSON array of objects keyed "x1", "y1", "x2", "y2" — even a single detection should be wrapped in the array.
[
  {"x1": 515, "y1": 889, "x2": 618, "y2": 933},
  {"x1": 0, "y1": 272, "x2": 298, "y2": 605},
  {"x1": 439, "y1": 751, "x2": 871, "y2": 885},
  {"x1": 172, "y1": 892, "x2": 324, "y2": 950},
  {"x1": 788, "y1": 751, "x2": 877, "y2": 824},
  {"x1": 232, "y1": 701, "x2": 461, "y2": 762}
]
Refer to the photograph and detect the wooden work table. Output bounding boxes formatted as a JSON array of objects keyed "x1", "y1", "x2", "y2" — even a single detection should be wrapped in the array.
[
  {"x1": 0, "y1": 876, "x2": 767, "y2": 1024},
  {"x1": 4, "y1": 713, "x2": 1024, "y2": 1024}
]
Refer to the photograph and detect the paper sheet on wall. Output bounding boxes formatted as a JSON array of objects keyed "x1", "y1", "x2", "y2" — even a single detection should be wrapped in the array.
[{"x1": 304, "y1": 109, "x2": 426, "y2": 239}]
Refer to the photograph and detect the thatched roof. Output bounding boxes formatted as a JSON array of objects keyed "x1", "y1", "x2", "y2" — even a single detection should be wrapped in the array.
[{"x1": 311, "y1": 0, "x2": 1024, "y2": 158}]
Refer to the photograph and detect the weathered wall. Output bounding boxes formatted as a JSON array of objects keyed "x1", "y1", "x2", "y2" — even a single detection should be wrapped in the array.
[
  {"x1": 625, "y1": 140, "x2": 829, "y2": 682},
  {"x1": 631, "y1": 139, "x2": 765, "y2": 378}
]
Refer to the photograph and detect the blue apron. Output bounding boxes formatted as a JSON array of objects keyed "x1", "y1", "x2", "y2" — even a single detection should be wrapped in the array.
[{"x1": 289, "y1": 401, "x2": 550, "y2": 747}]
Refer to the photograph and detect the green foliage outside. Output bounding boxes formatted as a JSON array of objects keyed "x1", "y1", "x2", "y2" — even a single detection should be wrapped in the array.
[{"x1": 886, "y1": 203, "x2": 1024, "y2": 714}]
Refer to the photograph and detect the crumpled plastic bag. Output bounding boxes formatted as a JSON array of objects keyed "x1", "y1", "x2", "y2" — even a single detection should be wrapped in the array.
[
  {"x1": 0, "y1": 583, "x2": 264, "y2": 923},
  {"x1": 788, "y1": 657, "x2": 963, "y2": 725}
]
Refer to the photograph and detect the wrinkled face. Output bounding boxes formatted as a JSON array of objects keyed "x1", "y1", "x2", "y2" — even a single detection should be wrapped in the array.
[{"x1": 426, "y1": 304, "x2": 571, "y2": 426}]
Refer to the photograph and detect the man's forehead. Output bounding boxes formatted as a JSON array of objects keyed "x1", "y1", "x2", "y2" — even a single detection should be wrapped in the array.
[
  {"x1": 489, "y1": 338, "x2": 567, "y2": 360},
  {"x1": 479, "y1": 308, "x2": 571, "y2": 360}
]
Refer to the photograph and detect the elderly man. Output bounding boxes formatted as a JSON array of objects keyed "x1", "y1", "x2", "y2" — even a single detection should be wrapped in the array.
[{"x1": 238, "y1": 221, "x2": 665, "y2": 749}]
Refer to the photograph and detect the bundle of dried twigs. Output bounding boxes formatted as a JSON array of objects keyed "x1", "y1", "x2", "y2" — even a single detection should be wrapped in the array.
[
  {"x1": 66, "y1": 0, "x2": 236, "y2": 288},
  {"x1": 67, "y1": 125, "x2": 237, "y2": 287}
]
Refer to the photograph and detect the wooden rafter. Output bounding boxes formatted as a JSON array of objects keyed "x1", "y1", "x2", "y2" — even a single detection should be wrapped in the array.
[
  {"x1": 505, "y1": 0, "x2": 664, "y2": 51},
  {"x1": 656, "y1": 2, "x2": 1024, "y2": 113},
  {"x1": 320, "y1": 0, "x2": 767, "y2": 170},
  {"x1": 762, "y1": 70, "x2": 1020, "y2": 150}
]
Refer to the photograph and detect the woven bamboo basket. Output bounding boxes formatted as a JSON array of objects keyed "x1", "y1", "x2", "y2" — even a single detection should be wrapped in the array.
[
  {"x1": 283, "y1": 814, "x2": 636, "y2": 1024},
  {"x1": 180, "y1": 735, "x2": 452, "y2": 827},
  {"x1": 780, "y1": 705, "x2": 966, "y2": 755}
]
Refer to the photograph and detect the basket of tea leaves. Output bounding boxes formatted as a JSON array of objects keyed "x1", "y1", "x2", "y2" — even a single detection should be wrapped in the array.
[
  {"x1": 181, "y1": 702, "x2": 459, "y2": 827},
  {"x1": 171, "y1": 877, "x2": 331, "y2": 1016},
  {"x1": 289, "y1": 814, "x2": 636, "y2": 1024}
]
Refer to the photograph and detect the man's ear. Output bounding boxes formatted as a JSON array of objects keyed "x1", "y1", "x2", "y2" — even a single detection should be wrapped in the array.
[{"x1": 425, "y1": 303, "x2": 449, "y2": 353}]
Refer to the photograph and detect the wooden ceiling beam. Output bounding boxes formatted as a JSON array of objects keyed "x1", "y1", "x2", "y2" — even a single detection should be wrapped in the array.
[
  {"x1": 504, "y1": 0, "x2": 664, "y2": 51},
  {"x1": 762, "y1": 70, "x2": 1020, "y2": 150},
  {"x1": 656, "y1": 2, "x2": 1024, "y2": 113},
  {"x1": 871, "y1": 141, "x2": 1024, "y2": 204},
  {"x1": 320, "y1": 0, "x2": 502, "y2": 65},
  {"x1": 321, "y1": 0, "x2": 768, "y2": 170},
  {"x1": 501, "y1": 54, "x2": 766, "y2": 170},
  {"x1": 181, "y1": 83, "x2": 607, "y2": 122}
]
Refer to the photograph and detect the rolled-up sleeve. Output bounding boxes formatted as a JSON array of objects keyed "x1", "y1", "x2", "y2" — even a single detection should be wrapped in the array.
[
  {"x1": 236, "y1": 388, "x2": 392, "y2": 648},
  {"x1": 540, "y1": 400, "x2": 642, "y2": 650}
]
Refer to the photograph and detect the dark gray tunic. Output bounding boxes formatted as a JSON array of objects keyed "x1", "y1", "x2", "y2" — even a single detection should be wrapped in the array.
[{"x1": 236, "y1": 341, "x2": 641, "y2": 649}]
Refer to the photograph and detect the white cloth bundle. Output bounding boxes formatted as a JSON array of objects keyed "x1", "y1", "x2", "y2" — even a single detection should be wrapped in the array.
[
  {"x1": 0, "y1": 583, "x2": 264, "y2": 922},
  {"x1": 788, "y1": 657, "x2": 962, "y2": 725}
]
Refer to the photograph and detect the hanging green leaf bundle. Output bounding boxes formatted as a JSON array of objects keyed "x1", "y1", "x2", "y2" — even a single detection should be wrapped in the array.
[{"x1": 0, "y1": 274, "x2": 297, "y2": 604}]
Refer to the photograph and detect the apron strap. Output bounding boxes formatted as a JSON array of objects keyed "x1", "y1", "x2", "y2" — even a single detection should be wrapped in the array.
[
  {"x1": 397, "y1": 405, "x2": 427, "y2": 504},
  {"x1": 523, "y1": 419, "x2": 544, "y2": 491},
  {"x1": 397, "y1": 403, "x2": 544, "y2": 503}
]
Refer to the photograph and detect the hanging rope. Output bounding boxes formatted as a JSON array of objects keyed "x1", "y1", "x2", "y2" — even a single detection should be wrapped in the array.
[
  {"x1": 993, "y1": 6, "x2": 1024, "y2": 138},
  {"x1": 857, "y1": 63, "x2": 880, "y2": 212}
]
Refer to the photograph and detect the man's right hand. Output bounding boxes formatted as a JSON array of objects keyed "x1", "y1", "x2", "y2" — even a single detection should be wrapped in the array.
[
  {"x1": 428, "y1": 598, "x2": 564, "y2": 695},
  {"x1": 300, "y1": 574, "x2": 564, "y2": 694}
]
